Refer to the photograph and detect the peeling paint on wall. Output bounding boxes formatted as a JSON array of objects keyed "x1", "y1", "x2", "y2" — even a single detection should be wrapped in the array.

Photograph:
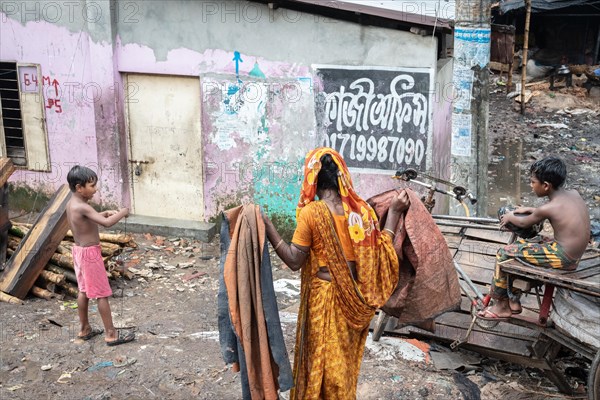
[
  {"x1": 202, "y1": 72, "x2": 316, "y2": 220},
  {"x1": 207, "y1": 78, "x2": 270, "y2": 150}
]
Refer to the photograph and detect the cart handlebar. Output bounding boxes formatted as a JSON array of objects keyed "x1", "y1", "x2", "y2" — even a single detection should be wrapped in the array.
[{"x1": 393, "y1": 168, "x2": 477, "y2": 205}]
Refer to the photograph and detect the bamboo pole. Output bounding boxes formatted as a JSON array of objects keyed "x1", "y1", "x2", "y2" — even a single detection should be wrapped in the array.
[
  {"x1": 40, "y1": 270, "x2": 66, "y2": 285},
  {"x1": 11, "y1": 223, "x2": 134, "y2": 258},
  {"x1": 507, "y1": 30, "x2": 515, "y2": 93},
  {"x1": 12, "y1": 224, "x2": 132, "y2": 257},
  {"x1": 9, "y1": 225, "x2": 28, "y2": 237},
  {"x1": 57, "y1": 281, "x2": 79, "y2": 298},
  {"x1": 9, "y1": 236, "x2": 73, "y2": 270},
  {"x1": 51, "y1": 253, "x2": 74, "y2": 270},
  {"x1": 14, "y1": 222, "x2": 135, "y2": 246},
  {"x1": 100, "y1": 242, "x2": 121, "y2": 257},
  {"x1": 56, "y1": 241, "x2": 73, "y2": 255},
  {"x1": 0, "y1": 291, "x2": 24, "y2": 304},
  {"x1": 520, "y1": 0, "x2": 532, "y2": 114},
  {"x1": 8, "y1": 236, "x2": 20, "y2": 249},
  {"x1": 10, "y1": 234, "x2": 109, "y2": 271},
  {"x1": 45, "y1": 264, "x2": 77, "y2": 284},
  {"x1": 34, "y1": 277, "x2": 64, "y2": 300},
  {"x1": 594, "y1": 25, "x2": 600, "y2": 65},
  {"x1": 77, "y1": 231, "x2": 135, "y2": 246},
  {"x1": 0, "y1": 184, "x2": 8, "y2": 269},
  {"x1": 30, "y1": 286, "x2": 56, "y2": 300}
]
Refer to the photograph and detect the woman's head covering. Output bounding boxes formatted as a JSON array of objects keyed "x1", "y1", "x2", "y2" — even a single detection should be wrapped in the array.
[{"x1": 297, "y1": 147, "x2": 381, "y2": 247}]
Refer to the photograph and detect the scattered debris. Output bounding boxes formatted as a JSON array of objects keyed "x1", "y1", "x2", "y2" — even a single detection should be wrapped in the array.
[
  {"x1": 430, "y1": 347, "x2": 481, "y2": 372},
  {"x1": 534, "y1": 123, "x2": 569, "y2": 129},
  {"x1": 113, "y1": 356, "x2": 137, "y2": 368},
  {"x1": 182, "y1": 271, "x2": 207, "y2": 282},
  {"x1": 188, "y1": 331, "x2": 220, "y2": 341},
  {"x1": 273, "y1": 279, "x2": 301, "y2": 297},
  {"x1": 57, "y1": 371, "x2": 72, "y2": 384},
  {"x1": 87, "y1": 361, "x2": 114, "y2": 372},
  {"x1": 365, "y1": 334, "x2": 430, "y2": 363}
]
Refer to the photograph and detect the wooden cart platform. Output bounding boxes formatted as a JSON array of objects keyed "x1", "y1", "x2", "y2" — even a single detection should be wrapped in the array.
[{"x1": 501, "y1": 249, "x2": 600, "y2": 296}]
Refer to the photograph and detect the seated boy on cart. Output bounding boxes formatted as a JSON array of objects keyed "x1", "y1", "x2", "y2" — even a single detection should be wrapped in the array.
[{"x1": 478, "y1": 156, "x2": 591, "y2": 321}]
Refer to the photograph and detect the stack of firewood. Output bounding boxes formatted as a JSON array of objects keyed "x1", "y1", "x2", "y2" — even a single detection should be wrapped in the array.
[{"x1": 5, "y1": 222, "x2": 136, "y2": 302}]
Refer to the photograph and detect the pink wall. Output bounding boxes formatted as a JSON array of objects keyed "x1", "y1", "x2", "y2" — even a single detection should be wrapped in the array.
[
  {"x1": 1, "y1": 16, "x2": 121, "y2": 206},
  {"x1": 1, "y1": 14, "x2": 314, "y2": 211}
]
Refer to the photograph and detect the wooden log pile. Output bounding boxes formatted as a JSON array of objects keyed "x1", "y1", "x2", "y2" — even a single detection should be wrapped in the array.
[
  {"x1": 4, "y1": 221, "x2": 136, "y2": 302},
  {"x1": 0, "y1": 180, "x2": 136, "y2": 303}
]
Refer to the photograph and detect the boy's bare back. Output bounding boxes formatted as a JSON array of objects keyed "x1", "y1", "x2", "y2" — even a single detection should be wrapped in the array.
[{"x1": 539, "y1": 189, "x2": 590, "y2": 260}]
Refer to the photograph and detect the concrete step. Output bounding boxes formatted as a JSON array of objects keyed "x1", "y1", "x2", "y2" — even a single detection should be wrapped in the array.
[{"x1": 113, "y1": 214, "x2": 216, "y2": 243}]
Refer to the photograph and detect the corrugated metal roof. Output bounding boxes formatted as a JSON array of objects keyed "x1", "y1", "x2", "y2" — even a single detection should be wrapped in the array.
[
  {"x1": 499, "y1": 0, "x2": 600, "y2": 12},
  {"x1": 287, "y1": 0, "x2": 455, "y2": 28}
]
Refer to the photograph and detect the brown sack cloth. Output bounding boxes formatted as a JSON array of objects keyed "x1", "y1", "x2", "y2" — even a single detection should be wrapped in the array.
[
  {"x1": 223, "y1": 205, "x2": 280, "y2": 400},
  {"x1": 367, "y1": 189, "x2": 461, "y2": 325}
]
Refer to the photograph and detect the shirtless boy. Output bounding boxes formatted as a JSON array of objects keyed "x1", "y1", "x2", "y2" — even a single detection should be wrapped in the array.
[
  {"x1": 478, "y1": 156, "x2": 591, "y2": 320},
  {"x1": 66, "y1": 165, "x2": 135, "y2": 345}
]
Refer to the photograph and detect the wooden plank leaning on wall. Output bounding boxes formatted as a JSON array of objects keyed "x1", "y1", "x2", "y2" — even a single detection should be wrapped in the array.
[{"x1": 0, "y1": 184, "x2": 71, "y2": 299}]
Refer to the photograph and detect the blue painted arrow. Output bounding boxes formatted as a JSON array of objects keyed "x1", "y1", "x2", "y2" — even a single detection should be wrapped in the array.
[{"x1": 233, "y1": 51, "x2": 243, "y2": 83}]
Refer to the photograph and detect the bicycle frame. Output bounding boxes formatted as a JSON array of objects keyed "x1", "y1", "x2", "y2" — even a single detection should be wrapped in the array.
[{"x1": 392, "y1": 169, "x2": 476, "y2": 216}]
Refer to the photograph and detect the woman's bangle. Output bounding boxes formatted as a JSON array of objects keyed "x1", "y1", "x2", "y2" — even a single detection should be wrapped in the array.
[
  {"x1": 274, "y1": 239, "x2": 284, "y2": 251},
  {"x1": 383, "y1": 228, "x2": 396, "y2": 237}
]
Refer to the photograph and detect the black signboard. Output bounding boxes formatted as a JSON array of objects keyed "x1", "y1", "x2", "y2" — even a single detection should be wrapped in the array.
[{"x1": 315, "y1": 66, "x2": 433, "y2": 172}]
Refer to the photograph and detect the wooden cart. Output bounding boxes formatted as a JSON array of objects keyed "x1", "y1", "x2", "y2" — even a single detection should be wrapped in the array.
[
  {"x1": 500, "y1": 252, "x2": 600, "y2": 399},
  {"x1": 373, "y1": 216, "x2": 600, "y2": 399}
]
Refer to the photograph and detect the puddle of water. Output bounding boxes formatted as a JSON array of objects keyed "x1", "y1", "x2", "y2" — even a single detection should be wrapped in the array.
[{"x1": 487, "y1": 138, "x2": 535, "y2": 217}]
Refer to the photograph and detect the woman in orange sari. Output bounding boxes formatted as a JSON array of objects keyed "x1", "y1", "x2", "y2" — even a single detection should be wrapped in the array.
[{"x1": 263, "y1": 147, "x2": 409, "y2": 399}]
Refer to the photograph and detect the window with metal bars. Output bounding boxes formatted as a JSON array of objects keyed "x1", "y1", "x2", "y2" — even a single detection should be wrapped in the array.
[{"x1": 0, "y1": 62, "x2": 26, "y2": 166}]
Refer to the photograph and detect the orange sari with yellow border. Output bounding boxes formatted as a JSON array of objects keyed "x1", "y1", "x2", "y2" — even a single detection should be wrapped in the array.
[
  {"x1": 291, "y1": 147, "x2": 399, "y2": 399},
  {"x1": 290, "y1": 201, "x2": 398, "y2": 399}
]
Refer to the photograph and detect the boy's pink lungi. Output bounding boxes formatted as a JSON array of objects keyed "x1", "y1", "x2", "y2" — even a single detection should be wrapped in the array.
[{"x1": 72, "y1": 244, "x2": 112, "y2": 299}]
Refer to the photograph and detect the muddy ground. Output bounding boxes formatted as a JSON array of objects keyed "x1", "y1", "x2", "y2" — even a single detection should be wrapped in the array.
[
  {"x1": 487, "y1": 79, "x2": 600, "y2": 221},
  {"x1": 1, "y1": 82, "x2": 599, "y2": 400}
]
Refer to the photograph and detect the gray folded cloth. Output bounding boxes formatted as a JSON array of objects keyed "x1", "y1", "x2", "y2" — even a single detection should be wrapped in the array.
[{"x1": 497, "y1": 206, "x2": 543, "y2": 239}]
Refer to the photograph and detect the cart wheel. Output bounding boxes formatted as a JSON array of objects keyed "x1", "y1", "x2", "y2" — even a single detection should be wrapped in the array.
[
  {"x1": 471, "y1": 303, "x2": 500, "y2": 330},
  {"x1": 588, "y1": 349, "x2": 600, "y2": 400},
  {"x1": 371, "y1": 310, "x2": 389, "y2": 342}
]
